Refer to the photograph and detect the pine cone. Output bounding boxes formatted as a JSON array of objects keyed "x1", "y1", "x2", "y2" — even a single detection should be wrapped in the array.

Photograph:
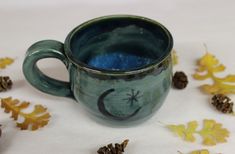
[
  {"x1": 172, "y1": 71, "x2": 188, "y2": 89},
  {"x1": 211, "y1": 94, "x2": 234, "y2": 114},
  {"x1": 97, "y1": 139, "x2": 129, "y2": 154},
  {"x1": 0, "y1": 76, "x2": 12, "y2": 92}
]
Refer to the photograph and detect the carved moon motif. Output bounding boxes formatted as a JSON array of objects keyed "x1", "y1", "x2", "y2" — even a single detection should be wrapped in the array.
[{"x1": 97, "y1": 88, "x2": 141, "y2": 120}]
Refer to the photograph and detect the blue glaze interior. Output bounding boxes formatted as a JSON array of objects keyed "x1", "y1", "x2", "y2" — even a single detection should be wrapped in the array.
[
  {"x1": 88, "y1": 52, "x2": 154, "y2": 70},
  {"x1": 70, "y1": 17, "x2": 170, "y2": 71}
]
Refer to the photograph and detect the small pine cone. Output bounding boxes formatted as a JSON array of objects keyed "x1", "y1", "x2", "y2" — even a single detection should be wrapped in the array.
[
  {"x1": 0, "y1": 76, "x2": 13, "y2": 92},
  {"x1": 97, "y1": 146, "x2": 110, "y2": 154},
  {"x1": 172, "y1": 71, "x2": 188, "y2": 89},
  {"x1": 97, "y1": 140, "x2": 129, "y2": 154},
  {"x1": 211, "y1": 94, "x2": 234, "y2": 114}
]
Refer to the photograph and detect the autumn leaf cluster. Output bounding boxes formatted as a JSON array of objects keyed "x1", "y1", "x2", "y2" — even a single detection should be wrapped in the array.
[
  {"x1": 168, "y1": 119, "x2": 229, "y2": 146},
  {"x1": 0, "y1": 57, "x2": 50, "y2": 131},
  {"x1": 1, "y1": 97, "x2": 50, "y2": 130}
]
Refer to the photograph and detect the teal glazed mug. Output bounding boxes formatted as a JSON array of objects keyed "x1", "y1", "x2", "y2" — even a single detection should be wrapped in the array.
[{"x1": 23, "y1": 15, "x2": 173, "y2": 125}]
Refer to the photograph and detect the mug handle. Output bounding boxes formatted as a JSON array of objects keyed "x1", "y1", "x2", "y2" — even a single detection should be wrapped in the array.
[{"x1": 23, "y1": 40, "x2": 74, "y2": 99}]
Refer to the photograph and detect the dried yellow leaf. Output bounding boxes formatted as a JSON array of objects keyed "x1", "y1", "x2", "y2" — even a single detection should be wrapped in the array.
[
  {"x1": 0, "y1": 57, "x2": 14, "y2": 69},
  {"x1": 167, "y1": 119, "x2": 229, "y2": 146},
  {"x1": 1, "y1": 97, "x2": 51, "y2": 130},
  {"x1": 190, "y1": 149, "x2": 210, "y2": 154},
  {"x1": 198, "y1": 119, "x2": 229, "y2": 146},
  {"x1": 193, "y1": 52, "x2": 235, "y2": 94},
  {"x1": 172, "y1": 50, "x2": 178, "y2": 65},
  {"x1": 167, "y1": 121, "x2": 198, "y2": 142}
]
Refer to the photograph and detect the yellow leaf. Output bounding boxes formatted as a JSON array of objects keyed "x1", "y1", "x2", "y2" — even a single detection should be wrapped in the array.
[
  {"x1": 193, "y1": 51, "x2": 235, "y2": 94},
  {"x1": 167, "y1": 121, "x2": 198, "y2": 142},
  {"x1": 0, "y1": 57, "x2": 14, "y2": 69},
  {"x1": 219, "y1": 75, "x2": 235, "y2": 82},
  {"x1": 211, "y1": 64, "x2": 225, "y2": 72},
  {"x1": 1, "y1": 97, "x2": 30, "y2": 120},
  {"x1": 172, "y1": 50, "x2": 178, "y2": 65},
  {"x1": 197, "y1": 52, "x2": 219, "y2": 68},
  {"x1": 1, "y1": 97, "x2": 51, "y2": 131},
  {"x1": 17, "y1": 105, "x2": 50, "y2": 130},
  {"x1": 193, "y1": 73, "x2": 210, "y2": 80},
  {"x1": 167, "y1": 119, "x2": 230, "y2": 146},
  {"x1": 201, "y1": 84, "x2": 220, "y2": 94},
  {"x1": 190, "y1": 149, "x2": 210, "y2": 154},
  {"x1": 198, "y1": 119, "x2": 229, "y2": 146}
]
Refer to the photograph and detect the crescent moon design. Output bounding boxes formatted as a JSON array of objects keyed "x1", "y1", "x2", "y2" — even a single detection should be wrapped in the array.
[{"x1": 98, "y1": 88, "x2": 141, "y2": 120}]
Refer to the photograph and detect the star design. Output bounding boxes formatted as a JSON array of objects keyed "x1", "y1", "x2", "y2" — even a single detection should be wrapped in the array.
[{"x1": 122, "y1": 89, "x2": 142, "y2": 106}]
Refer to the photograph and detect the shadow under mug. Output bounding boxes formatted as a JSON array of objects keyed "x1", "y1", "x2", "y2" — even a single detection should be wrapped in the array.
[{"x1": 23, "y1": 15, "x2": 173, "y2": 125}]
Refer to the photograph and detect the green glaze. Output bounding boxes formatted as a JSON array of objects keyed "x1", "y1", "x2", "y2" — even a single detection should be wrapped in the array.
[
  {"x1": 23, "y1": 40, "x2": 73, "y2": 98},
  {"x1": 23, "y1": 15, "x2": 173, "y2": 125}
]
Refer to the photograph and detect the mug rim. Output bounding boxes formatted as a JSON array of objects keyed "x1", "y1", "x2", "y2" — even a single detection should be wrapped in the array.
[{"x1": 64, "y1": 15, "x2": 173, "y2": 75}]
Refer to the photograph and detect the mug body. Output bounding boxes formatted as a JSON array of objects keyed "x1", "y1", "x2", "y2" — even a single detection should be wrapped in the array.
[
  {"x1": 65, "y1": 15, "x2": 173, "y2": 124},
  {"x1": 70, "y1": 57, "x2": 172, "y2": 124}
]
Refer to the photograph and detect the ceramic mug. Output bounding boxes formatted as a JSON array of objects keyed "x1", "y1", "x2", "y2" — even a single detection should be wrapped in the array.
[{"x1": 23, "y1": 15, "x2": 173, "y2": 125}]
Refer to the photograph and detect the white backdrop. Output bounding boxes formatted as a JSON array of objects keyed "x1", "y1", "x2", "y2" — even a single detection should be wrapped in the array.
[{"x1": 0, "y1": 0, "x2": 235, "y2": 153}]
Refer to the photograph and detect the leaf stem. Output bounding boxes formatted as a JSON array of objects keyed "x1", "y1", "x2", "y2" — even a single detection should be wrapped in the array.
[{"x1": 203, "y1": 43, "x2": 208, "y2": 52}]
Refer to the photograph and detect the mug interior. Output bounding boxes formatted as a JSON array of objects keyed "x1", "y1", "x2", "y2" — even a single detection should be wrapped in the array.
[{"x1": 66, "y1": 15, "x2": 173, "y2": 72}]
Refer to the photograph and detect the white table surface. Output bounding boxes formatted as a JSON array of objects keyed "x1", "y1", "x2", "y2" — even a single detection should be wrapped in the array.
[{"x1": 1, "y1": 0, "x2": 235, "y2": 153}]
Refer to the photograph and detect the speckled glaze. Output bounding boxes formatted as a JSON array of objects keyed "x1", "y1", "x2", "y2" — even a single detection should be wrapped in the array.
[{"x1": 23, "y1": 15, "x2": 173, "y2": 125}]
